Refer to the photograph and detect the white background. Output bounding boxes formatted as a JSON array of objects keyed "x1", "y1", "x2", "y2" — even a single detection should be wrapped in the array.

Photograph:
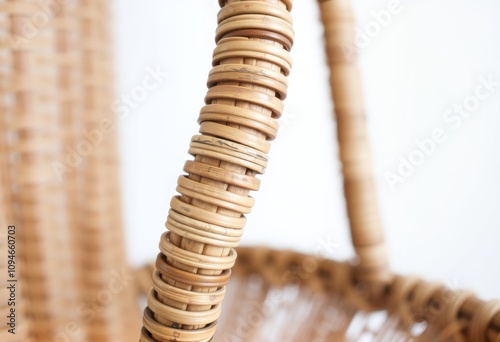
[{"x1": 112, "y1": 0, "x2": 500, "y2": 300}]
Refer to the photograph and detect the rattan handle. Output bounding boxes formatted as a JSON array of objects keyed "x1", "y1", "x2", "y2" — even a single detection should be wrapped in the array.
[
  {"x1": 141, "y1": 1, "x2": 294, "y2": 341},
  {"x1": 319, "y1": 0, "x2": 390, "y2": 283}
]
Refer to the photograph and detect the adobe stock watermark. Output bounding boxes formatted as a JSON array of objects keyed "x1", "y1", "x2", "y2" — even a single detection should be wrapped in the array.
[
  {"x1": 48, "y1": 267, "x2": 134, "y2": 342},
  {"x1": 385, "y1": 75, "x2": 499, "y2": 191},
  {"x1": 407, "y1": 277, "x2": 464, "y2": 338},
  {"x1": 342, "y1": 0, "x2": 403, "y2": 61},
  {"x1": 220, "y1": 236, "x2": 339, "y2": 342},
  {"x1": 8, "y1": 0, "x2": 73, "y2": 50},
  {"x1": 281, "y1": 236, "x2": 340, "y2": 286},
  {"x1": 277, "y1": 108, "x2": 298, "y2": 134},
  {"x1": 51, "y1": 65, "x2": 168, "y2": 181}
]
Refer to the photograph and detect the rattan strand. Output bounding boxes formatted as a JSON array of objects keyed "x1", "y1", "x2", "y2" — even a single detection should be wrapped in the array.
[
  {"x1": 183, "y1": 160, "x2": 261, "y2": 191},
  {"x1": 217, "y1": 1, "x2": 293, "y2": 26},
  {"x1": 167, "y1": 209, "x2": 245, "y2": 239},
  {"x1": 147, "y1": 289, "x2": 222, "y2": 326},
  {"x1": 152, "y1": 271, "x2": 226, "y2": 306},
  {"x1": 176, "y1": 178, "x2": 254, "y2": 213},
  {"x1": 213, "y1": 37, "x2": 292, "y2": 76},
  {"x1": 191, "y1": 132, "x2": 270, "y2": 163},
  {"x1": 215, "y1": 14, "x2": 294, "y2": 45},
  {"x1": 199, "y1": 104, "x2": 279, "y2": 140},
  {"x1": 155, "y1": 254, "x2": 232, "y2": 288},
  {"x1": 205, "y1": 84, "x2": 284, "y2": 120},
  {"x1": 167, "y1": 219, "x2": 243, "y2": 248},
  {"x1": 207, "y1": 64, "x2": 288, "y2": 99},
  {"x1": 221, "y1": 29, "x2": 293, "y2": 53},
  {"x1": 159, "y1": 232, "x2": 238, "y2": 270},
  {"x1": 143, "y1": 309, "x2": 217, "y2": 342}
]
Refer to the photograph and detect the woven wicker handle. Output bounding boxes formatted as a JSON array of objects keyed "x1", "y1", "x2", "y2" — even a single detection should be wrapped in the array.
[
  {"x1": 319, "y1": 0, "x2": 390, "y2": 283},
  {"x1": 140, "y1": 1, "x2": 294, "y2": 341}
]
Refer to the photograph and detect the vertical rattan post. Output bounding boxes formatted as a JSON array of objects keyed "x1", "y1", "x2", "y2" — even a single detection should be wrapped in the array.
[
  {"x1": 319, "y1": 0, "x2": 391, "y2": 285},
  {"x1": 78, "y1": 1, "x2": 141, "y2": 341},
  {"x1": 3, "y1": 1, "x2": 84, "y2": 341},
  {"x1": 141, "y1": 1, "x2": 294, "y2": 341}
]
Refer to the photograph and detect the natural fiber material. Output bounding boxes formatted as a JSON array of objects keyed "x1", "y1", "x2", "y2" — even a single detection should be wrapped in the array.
[
  {"x1": 139, "y1": 1, "x2": 500, "y2": 341},
  {"x1": 140, "y1": 0, "x2": 294, "y2": 341},
  {"x1": 320, "y1": 0, "x2": 389, "y2": 284},
  {"x1": 0, "y1": 189, "x2": 30, "y2": 342},
  {"x1": 0, "y1": 1, "x2": 140, "y2": 341},
  {"x1": 0, "y1": 1, "x2": 497, "y2": 341},
  {"x1": 0, "y1": 96, "x2": 30, "y2": 341},
  {"x1": 79, "y1": 1, "x2": 140, "y2": 340},
  {"x1": 135, "y1": 247, "x2": 500, "y2": 341},
  {"x1": 1, "y1": 2, "x2": 84, "y2": 341},
  {"x1": 55, "y1": 0, "x2": 86, "y2": 318}
]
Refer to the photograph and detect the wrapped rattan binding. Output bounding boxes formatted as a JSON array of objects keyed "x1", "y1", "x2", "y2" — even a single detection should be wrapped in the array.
[
  {"x1": 140, "y1": 0, "x2": 294, "y2": 341},
  {"x1": 140, "y1": 0, "x2": 500, "y2": 341},
  {"x1": 0, "y1": 1, "x2": 140, "y2": 341},
  {"x1": 319, "y1": 0, "x2": 389, "y2": 286}
]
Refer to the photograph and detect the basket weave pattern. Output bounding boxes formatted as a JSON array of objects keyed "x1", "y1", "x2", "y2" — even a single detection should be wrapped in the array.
[
  {"x1": 0, "y1": 1, "x2": 139, "y2": 341},
  {"x1": 2, "y1": 1, "x2": 84, "y2": 340}
]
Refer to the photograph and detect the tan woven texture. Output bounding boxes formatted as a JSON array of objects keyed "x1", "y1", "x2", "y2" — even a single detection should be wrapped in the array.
[
  {"x1": 219, "y1": 248, "x2": 500, "y2": 342},
  {"x1": 2, "y1": 1, "x2": 84, "y2": 340},
  {"x1": 79, "y1": 0, "x2": 141, "y2": 341},
  {"x1": 0, "y1": 1, "x2": 139, "y2": 341},
  {"x1": 0, "y1": 85, "x2": 30, "y2": 341}
]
